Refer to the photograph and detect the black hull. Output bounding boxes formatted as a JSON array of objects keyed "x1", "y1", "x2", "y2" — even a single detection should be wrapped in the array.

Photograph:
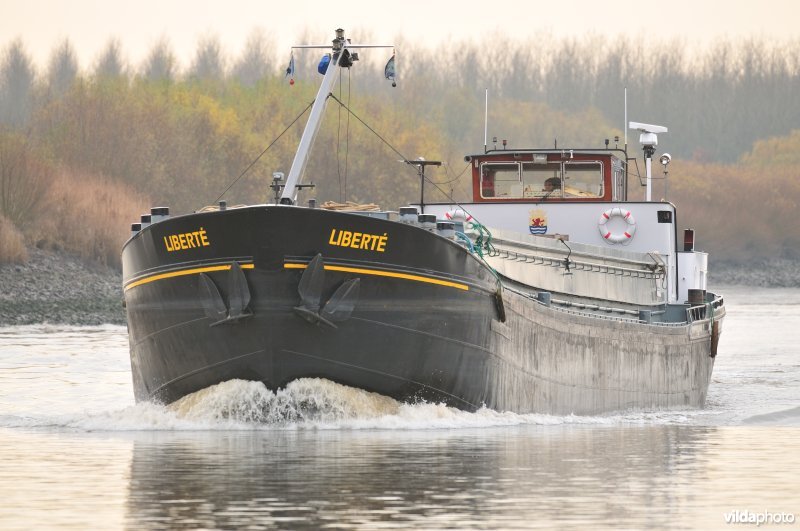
[
  {"x1": 123, "y1": 205, "x2": 721, "y2": 414},
  {"x1": 123, "y1": 206, "x2": 500, "y2": 408}
]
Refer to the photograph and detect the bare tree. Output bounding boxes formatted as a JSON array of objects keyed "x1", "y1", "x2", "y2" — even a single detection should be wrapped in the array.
[
  {"x1": 94, "y1": 39, "x2": 127, "y2": 79},
  {"x1": 232, "y1": 29, "x2": 272, "y2": 86},
  {"x1": 0, "y1": 132, "x2": 51, "y2": 228},
  {"x1": 141, "y1": 38, "x2": 177, "y2": 82},
  {"x1": 189, "y1": 36, "x2": 226, "y2": 81},
  {"x1": 47, "y1": 39, "x2": 79, "y2": 97},
  {"x1": 0, "y1": 39, "x2": 36, "y2": 128}
]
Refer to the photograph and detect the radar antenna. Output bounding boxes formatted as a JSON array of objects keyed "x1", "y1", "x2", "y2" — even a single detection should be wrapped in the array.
[{"x1": 629, "y1": 122, "x2": 668, "y2": 202}]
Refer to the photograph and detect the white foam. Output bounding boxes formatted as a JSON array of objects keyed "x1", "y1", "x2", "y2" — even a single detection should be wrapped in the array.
[
  {"x1": 166, "y1": 379, "x2": 588, "y2": 430},
  {"x1": 742, "y1": 406, "x2": 800, "y2": 426},
  {"x1": 0, "y1": 378, "x2": 730, "y2": 432},
  {"x1": 0, "y1": 323, "x2": 126, "y2": 335}
]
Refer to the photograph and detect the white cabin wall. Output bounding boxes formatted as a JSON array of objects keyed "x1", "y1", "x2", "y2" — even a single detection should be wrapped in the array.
[
  {"x1": 422, "y1": 202, "x2": 679, "y2": 302},
  {"x1": 677, "y1": 251, "x2": 708, "y2": 303}
]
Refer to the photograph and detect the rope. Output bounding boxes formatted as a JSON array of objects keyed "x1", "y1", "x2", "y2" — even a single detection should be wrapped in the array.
[
  {"x1": 328, "y1": 93, "x2": 409, "y2": 163},
  {"x1": 345, "y1": 69, "x2": 351, "y2": 199},
  {"x1": 320, "y1": 201, "x2": 380, "y2": 211},
  {"x1": 212, "y1": 99, "x2": 315, "y2": 204},
  {"x1": 431, "y1": 162, "x2": 471, "y2": 185},
  {"x1": 325, "y1": 94, "x2": 502, "y2": 289},
  {"x1": 455, "y1": 232, "x2": 475, "y2": 253},
  {"x1": 463, "y1": 220, "x2": 502, "y2": 286},
  {"x1": 336, "y1": 72, "x2": 343, "y2": 201},
  {"x1": 468, "y1": 220, "x2": 497, "y2": 258},
  {"x1": 327, "y1": 93, "x2": 482, "y2": 228},
  {"x1": 707, "y1": 298, "x2": 715, "y2": 327},
  {"x1": 196, "y1": 204, "x2": 247, "y2": 213},
  {"x1": 335, "y1": 69, "x2": 352, "y2": 201}
]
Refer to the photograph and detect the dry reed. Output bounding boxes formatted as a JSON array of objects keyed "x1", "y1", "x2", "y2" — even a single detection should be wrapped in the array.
[
  {"x1": 32, "y1": 168, "x2": 149, "y2": 269},
  {"x1": 0, "y1": 214, "x2": 28, "y2": 263}
]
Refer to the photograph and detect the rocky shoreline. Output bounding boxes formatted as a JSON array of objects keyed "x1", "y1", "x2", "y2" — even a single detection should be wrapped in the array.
[
  {"x1": 712, "y1": 259, "x2": 800, "y2": 290},
  {"x1": 0, "y1": 248, "x2": 125, "y2": 326},
  {"x1": 0, "y1": 248, "x2": 798, "y2": 326}
]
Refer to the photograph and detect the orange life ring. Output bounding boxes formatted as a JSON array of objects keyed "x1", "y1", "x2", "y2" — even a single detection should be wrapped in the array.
[
  {"x1": 445, "y1": 209, "x2": 473, "y2": 223},
  {"x1": 598, "y1": 207, "x2": 636, "y2": 244}
]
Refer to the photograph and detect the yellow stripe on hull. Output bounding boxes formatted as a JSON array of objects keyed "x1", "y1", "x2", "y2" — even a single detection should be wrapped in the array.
[
  {"x1": 125, "y1": 263, "x2": 254, "y2": 291},
  {"x1": 284, "y1": 263, "x2": 469, "y2": 291},
  {"x1": 125, "y1": 261, "x2": 468, "y2": 292}
]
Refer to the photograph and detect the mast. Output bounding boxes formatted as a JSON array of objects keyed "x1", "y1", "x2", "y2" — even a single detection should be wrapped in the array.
[
  {"x1": 280, "y1": 29, "x2": 393, "y2": 205},
  {"x1": 280, "y1": 29, "x2": 346, "y2": 205}
]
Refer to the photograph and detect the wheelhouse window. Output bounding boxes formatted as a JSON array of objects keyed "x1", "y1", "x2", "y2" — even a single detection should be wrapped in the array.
[
  {"x1": 563, "y1": 162, "x2": 603, "y2": 198},
  {"x1": 521, "y1": 163, "x2": 563, "y2": 198},
  {"x1": 480, "y1": 163, "x2": 519, "y2": 198},
  {"x1": 614, "y1": 166, "x2": 625, "y2": 201},
  {"x1": 476, "y1": 158, "x2": 605, "y2": 200}
]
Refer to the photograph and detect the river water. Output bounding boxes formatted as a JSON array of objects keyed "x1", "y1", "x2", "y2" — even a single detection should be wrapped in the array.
[{"x1": 1, "y1": 286, "x2": 798, "y2": 529}]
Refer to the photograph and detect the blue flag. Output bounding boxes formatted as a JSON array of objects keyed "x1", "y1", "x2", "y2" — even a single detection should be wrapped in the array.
[
  {"x1": 384, "y1": 53, "x2": 396, "y2": 86},
  {"x1": 285, "y1": 53, "x2": 295, "y2": 85}
]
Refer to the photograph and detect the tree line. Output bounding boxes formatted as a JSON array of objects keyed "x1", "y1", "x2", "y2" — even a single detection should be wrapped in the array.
[{"x1": 0, "y1": 33, "x2": 798, "y2": 266}]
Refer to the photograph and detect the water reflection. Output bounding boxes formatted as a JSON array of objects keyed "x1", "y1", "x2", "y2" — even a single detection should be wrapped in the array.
[
  {"x1": 0, "y1": 429, "x2": 132, "y2": 530},
  {"x1": 124, "y1": 424, "x2": 798, "y2": 529},
  {"x1": 2, "y1": 423, "x2": 797, "y2": 529}
]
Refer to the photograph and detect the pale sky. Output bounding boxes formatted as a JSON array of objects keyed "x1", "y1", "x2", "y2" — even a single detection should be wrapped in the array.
[{"x1": 2, "y1": 0, "x2": 798, "y2": 70}]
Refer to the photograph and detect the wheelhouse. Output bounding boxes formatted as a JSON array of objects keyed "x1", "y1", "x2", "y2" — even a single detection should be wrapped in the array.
[{"x1": 466, "y1": 149, "x2": 628, "y2": 203}]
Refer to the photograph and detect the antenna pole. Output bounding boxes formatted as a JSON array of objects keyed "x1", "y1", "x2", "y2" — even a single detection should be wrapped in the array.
[
  {"x1": 409, "y1": 159, "x2": 441, "y2": 214},
  {"x1": 484, "y1": 88, "x2": 489, "y2": 154},
  {"x1": 624, "y1": 87, "x2": 629, "y2": 194},
  {"x1": 624, "y1": 88, "x2": 628, "y2": 150}
]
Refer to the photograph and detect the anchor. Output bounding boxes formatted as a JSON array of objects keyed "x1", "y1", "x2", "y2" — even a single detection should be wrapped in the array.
[
  {"x1": 198, "y1": 261, "x2": 253, "y2": 326},
  {"x1": 293, "y1": 253, "x2": 360, "y2": 329}
]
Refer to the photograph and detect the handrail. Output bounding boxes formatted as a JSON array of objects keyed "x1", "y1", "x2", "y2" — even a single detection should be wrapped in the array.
[{"x1": 491, "y1": 247, "x2": 664, "y2": 279}]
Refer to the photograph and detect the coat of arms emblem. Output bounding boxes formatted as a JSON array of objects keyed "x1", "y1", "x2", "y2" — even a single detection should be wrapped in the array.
[{"x1": 529, "y1": 209, "x2": 548, "y2": 235}]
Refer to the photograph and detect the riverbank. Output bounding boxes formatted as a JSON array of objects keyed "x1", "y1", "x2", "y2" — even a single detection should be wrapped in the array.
[
  {"x1": 713, "y1": 259, "x2": 800, "y2": 290},
  {"x1": 0, "y1": 248, "x2": 797, "y2": 326},
  {"x1": 0, "y1": 248, "x2": 124, "y2": 326}
]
